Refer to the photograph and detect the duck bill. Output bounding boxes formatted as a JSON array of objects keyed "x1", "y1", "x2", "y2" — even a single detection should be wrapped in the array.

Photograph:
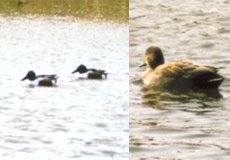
[
  {"x1": 71, "y1": 69, "x2": 78, "y2": 74},
  {"x1": 21, "y1": 76, "x2": 28, "y2": 81},
  {"x1": 139, "y1": 63, "x2": 147, "y2": 67}
]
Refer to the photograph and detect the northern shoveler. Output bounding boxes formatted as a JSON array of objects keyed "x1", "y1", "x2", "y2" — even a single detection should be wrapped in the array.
[
  {"x1": 21, "y1": 70, "x2": 58, "y2": 86},
  {"x1": 71, "y1": 64, "x2": 108, "y2": 79}
]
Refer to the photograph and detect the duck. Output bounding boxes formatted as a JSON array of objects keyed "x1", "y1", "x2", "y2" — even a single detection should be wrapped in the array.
[
  {"x1": 21, "y1": 70, "x2": 58, "y2": 86},
  {"x1": 140, "y1": 46, "x2": 224, "y2": 90},
  {"x1": 71, "y1": 64, "x2": 108, "y2": 79}
]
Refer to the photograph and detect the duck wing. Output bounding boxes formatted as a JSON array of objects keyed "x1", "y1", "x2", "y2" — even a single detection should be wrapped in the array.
[
  {"x1": 89, "y1": 69, "x2": 105, "y2": 74},
  {"x1": 155, "y1": 61, "x2": 224, "y2": 89},
  {"x1": 37, "y1": 74, "x2": 58, "y2": 83},
  {"x1": 181, "y1": 64, "x2": 224, "y2": 90},
  {"x1": 88, "y1": 69, "x2": 108, "y2": 78},
  {"x1": 154, "y1": 62, "x2": 188, "y2": 77}
]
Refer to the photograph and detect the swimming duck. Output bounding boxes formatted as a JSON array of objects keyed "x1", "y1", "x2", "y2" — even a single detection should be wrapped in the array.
[
  {"x1": 21, "y1": 70, "x2": 58, "y2": 86},
  {"x1": 141, "y1": 46, "x2": 224, "y2": 90},
  {"x1": 71, "y1": 64, "x2": 108, "y2": 79}
]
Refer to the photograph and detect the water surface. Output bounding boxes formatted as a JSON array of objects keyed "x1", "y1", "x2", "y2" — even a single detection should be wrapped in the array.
[
  {"x1": 130, "y1": 0, "x2": 230, "y2": 159},
  {"x1": 0, "y1": 1, "x2": 128, "y2": 159}
]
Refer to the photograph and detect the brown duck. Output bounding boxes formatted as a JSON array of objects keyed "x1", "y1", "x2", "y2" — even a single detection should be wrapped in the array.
[{"x1": 141, "y1": 46, "x2": 224, "y2": 90}]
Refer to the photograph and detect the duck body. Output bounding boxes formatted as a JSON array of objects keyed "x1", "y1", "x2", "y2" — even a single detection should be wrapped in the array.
[
  {"x1": 87, "y1": 72, "x2": 104, "y2": 79},
  {"x1": 21, "y1": 71, "x2": 58, "y2": 86},
  {"x1": 72, "y1": 64, "x2": 108, "y2": 79},
  {"x1": 141, "y1": 46, "x2": 224, "y2": 90}
]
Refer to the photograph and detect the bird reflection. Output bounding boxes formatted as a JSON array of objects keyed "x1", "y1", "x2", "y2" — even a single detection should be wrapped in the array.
[{"x1": 141, "y1": 86, "x2": 223, "y2": 111}]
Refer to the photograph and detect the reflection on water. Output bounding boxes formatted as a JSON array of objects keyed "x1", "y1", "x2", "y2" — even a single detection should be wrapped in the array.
[
  {"x1": 141, "y1": 87, "x2": 223, "y2": 111},
  {"x1": 0, "y1": 0, "x2": 129, "y2": 23},
  {"x1": 130, "y1": 76, "x2": 223, "y2": 112},
  {"x1": 130, "y1": 0, "x2": 230, "y2": 159}
]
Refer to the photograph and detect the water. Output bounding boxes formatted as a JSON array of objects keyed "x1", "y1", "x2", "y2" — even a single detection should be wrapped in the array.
[
  {"x1": 0, "y1": 1, "x2": 129, "y2": 160},
  {"x1": 130, "y1": 0, "x2": 230, "y2": 159}
]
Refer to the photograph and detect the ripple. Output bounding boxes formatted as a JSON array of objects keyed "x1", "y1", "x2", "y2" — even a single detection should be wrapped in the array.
[
  {"x1": 130, "y1": 0, "x2": 230, "y2": 159},
  {"x1": 0, "y1": 16, "x2": 128, "y2": 159}
]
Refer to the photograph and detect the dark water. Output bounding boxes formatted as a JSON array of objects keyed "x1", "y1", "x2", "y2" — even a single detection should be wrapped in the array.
[
  {"x1": 130, "y1": 0, "x2": 230, "y2": 159},
  {"x1": 0, "y1": 1, "x2": 128, "y2": 160}
]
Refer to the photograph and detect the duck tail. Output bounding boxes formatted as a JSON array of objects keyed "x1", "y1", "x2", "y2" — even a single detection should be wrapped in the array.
[
  {"x1": 191, "y1": 72, "x2": 224, "y2": 90},
  {"x1": 54, "y1": 76, "x2": 59, "y2": 83},
  {"x1": 104, "y1": 73, "x2": 108, "y2": 79},
  {"x1": 206, "y1": 77, "x2": 224, "y2": 89}
]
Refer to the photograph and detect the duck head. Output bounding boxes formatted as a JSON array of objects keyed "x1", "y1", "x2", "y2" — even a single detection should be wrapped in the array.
[
  {"x1": 21, "y1": 70, "x2": 36, "y2": 81},
  {"x1": 71, "y1": 64, "x2": 88, "y2": 74},
  {"x1": 140, "y1": 46, "x2": 165, "y2": 70}
]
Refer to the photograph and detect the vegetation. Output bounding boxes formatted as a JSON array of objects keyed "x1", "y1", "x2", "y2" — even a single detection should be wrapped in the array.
[{"x1": 0, "y1": 0, "x2": 129, "y2": 23}]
